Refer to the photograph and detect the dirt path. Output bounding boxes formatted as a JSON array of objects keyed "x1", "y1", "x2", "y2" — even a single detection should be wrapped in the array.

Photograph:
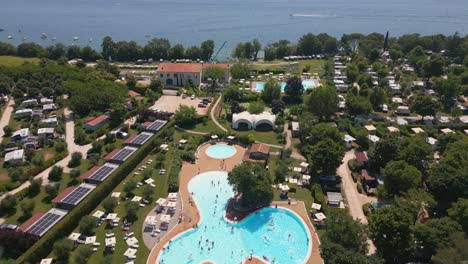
[
  {"x1": 337, "y1": 150, "x2": 376, "y2": 254},
  {"x1": 210, "y1": 96, "x2": 227, "y2": 132},
  {"x1": 283, "y1": 124, "x2": 306, "y2": 161},
  {"x1": 0, "y1": 97, "x2": 14, "y2": 138}
]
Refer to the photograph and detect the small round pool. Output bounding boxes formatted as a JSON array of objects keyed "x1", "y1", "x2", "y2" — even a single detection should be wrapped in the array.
[{"x1": 205, "y1": 144, "x2": 236, "y2": 159}]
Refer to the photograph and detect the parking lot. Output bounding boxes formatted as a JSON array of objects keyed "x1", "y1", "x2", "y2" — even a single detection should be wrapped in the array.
[{"x1": 150, "y1": 95, "x2": 210, "y2": 115}]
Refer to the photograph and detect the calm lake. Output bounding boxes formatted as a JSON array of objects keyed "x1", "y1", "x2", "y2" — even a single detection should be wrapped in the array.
[{"x1": 1, "y1": 0, "x2": 467, "y2": 58}]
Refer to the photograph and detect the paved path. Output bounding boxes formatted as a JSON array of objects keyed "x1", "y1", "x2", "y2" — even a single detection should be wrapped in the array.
[
  {"x1": 174, "y1": 125, "x2": 208, "y2": 135},
  {"x1": 337, "y1": 150, "x2": 376, "y2": 255},
  {"x1": 210, "y1": 95, "x2": 227, "y2": 132},
  {"x1": 283, "y1": 124, "x2": 306, "y2": 161},
  {"x1": 0, "y1": 97, "x2": 14, "y2": 139}
]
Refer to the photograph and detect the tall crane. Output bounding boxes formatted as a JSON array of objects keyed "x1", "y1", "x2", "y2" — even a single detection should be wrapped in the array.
[{"x1": 210, "y1": 41, "x2": 227, "y2": 62}]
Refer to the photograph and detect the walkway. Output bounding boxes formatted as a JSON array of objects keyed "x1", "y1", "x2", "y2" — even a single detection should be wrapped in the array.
[
  {"x1": 283, "y1": 123, "x2": 306, "y2": 161},
  {"x1": 174, "y1": 125, "x2": 208, "y2": 135},
  {"x1": 0, "y1": 97, "x2": 14, "y2": 139},
  {"x1": 337, "y1": 150, "x2": 377, "y2": 255},
  {"x1": 210, "y1": 95, "x2": 227, "y2": 133}
]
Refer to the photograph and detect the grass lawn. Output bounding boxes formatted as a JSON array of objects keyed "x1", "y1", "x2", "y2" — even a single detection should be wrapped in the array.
[
  {"x1": 0, "y1": 56, "x2": 39, "y2": 66},
  {"x1": 59, "y1": 145, "x2": 175, "y2": 264},
  {"x1": 298, "y1": 60, "x2": 326, "y2": 76},
  {"x1": 187, "y1": 119, "x2": 224, "y2": 134}
]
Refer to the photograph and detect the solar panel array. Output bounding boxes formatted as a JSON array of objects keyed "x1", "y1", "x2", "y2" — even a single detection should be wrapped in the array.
[
  {"x1": 27, "y1": 212, "x2": 63, "y2": 236},
  {"x1": 113, "y1": 147, "x2": 136, "y2": 162},
  {"x1": 89, "y1": 165, "x2": 117, "y2": 182},
  {"x1": 61, "y1": 186, "x2": 94, "y2": 205},
  {"x1": 147, "y1": 120, "x2": 167, "y2": 132},
  {"x1": 131, "y1": 132, "x2": 154, "y2": 146}
]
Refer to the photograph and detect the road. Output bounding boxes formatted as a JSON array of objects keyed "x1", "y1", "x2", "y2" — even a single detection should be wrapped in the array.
[
  {"x1": 337, "y1": 150, "x2": 377, "y2": 255},
  {"x1": 0, "y1": 97, "x2": 14, "y2": 138}
]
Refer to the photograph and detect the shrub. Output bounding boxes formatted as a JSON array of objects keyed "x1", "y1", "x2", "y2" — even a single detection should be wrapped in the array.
[
  {"x1": 357, "y1": 183, "x2": 363, "y2": 193},
  {"x1": 312, "y1": 184, "x2": 325, "y2": 204},
  {"x1": 48, "y1": 166, "x2": 63, "y2": 182},
  {"x1": 68, "y1": 152, "x2": 82, "y2": 168},
  {"x1": 351, "y1": 172, "x2": 359, "y2": 183}
]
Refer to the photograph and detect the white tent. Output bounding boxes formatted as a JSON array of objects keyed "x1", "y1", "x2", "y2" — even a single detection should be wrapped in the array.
[
  {"x1": 300, "y1": 162, "x2": 309, "y2": 168},
  {"x1": 302, "y1": 175, "x2": 311, "y2": 181},
  {"x1": 211, "y1": 135, "x2": 218, "y2": 139},
  {"x1": 156, "y1": 198, "x2": 167, "y2": 206},
  {"x1": 111, "y1": 192, "x2": 121, "y2": 198},
  {"x1": 145, "y1": 216, "x2": 157, "y2": 225},
  {"x1": 124, "y1": 248, "x2": 137, "y2": 258},
  {"x1": 315, "y1": 213, "x2": 326, "y2": 221},
  {"x1": 105, "y1": 237, "x2": 116, "y2": 247},
  {"x1": 92, "y1": 210, "x2": 105, "y2": 218},
  {"x1": 68, "y1": 232, "x2": 81, "y2": 241},
  {"x1": 311, "y1": 203, "x2": 322, "y2": 210},
  {"x1": 293, "y1": 167, "x2": 302, "y2": 172},
  {"x1": 40, "y1": 258, "x2": 53, "y2": 264},
  {"x1": 126, "y1": 237, "x2": 138, "y2": 246},
  {"x1": 131, "y1": 196, "x2": 142, "y2": 202},
  {"x1": 106, "y1": 213, "x2": 118, "y2": 220},
  {"x1": 160, "y1": 214, "x2": 171, "y2": 223},
  {"x1": 144, "y1": 178, "x2": 155, "y2": 184},
  {"x1": 85, "y1": 236, "x2": 96, "y2": 244},
  {"x1": 167, "y1": 201, "x2": 177, "y2": 208},
  {"x1": 167, "y1": 193, "x2": 177, "y2": 201}
]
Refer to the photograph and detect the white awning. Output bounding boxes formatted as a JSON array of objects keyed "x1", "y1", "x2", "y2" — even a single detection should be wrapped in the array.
[
  {"x1": 85, "y1": 236, "x2": 96, "y2": 244},
  {"x1": 156, "y1": 198, "x2": 167, "y2": 206},
  {"x1": 160, "y1": 214, "x2": 171, "y2": 223},
  {"x1": 167, "y1": 201, "x2": 177, "y2": 208},
  {"x1": 315, "y1": 213, "x2": 326, "y2": 221},
  {"x1": 302, "y1": 175, "x2": 311, "y2": 180},
  {"x1": 40, "y1": 258, "x2": 53, "y2": 264},
  {"x1": 293, "y1": 167, "x2": 302, "y2": 172},
  {"x1": 126, "y1": 237, "x2": 138, "y2": 246},
  {"x1": 311, "y1": 203, "x2": 322, "y2": 210},
  {"x1": 111, "y1": 192, "x2": 121, "y2": 198},
  {"x1": 92, "y1": 210, "x2": 105, "y2": 218},
  {"x1": 68, "y1": 232, "x2": 81, "y2": 241},
  {"x1": 106, "y1": 213, "x2": 118, "y2": 220},
  {"x1": 131, "y1": 196, "x2": 142, "y2": 202},
  {"x1": 105, "y1": 237, "x2": 116, "y2": 247},
  {"x1": 300, "y1": 162, "x2": 309, "y2": 168},
  {"x1": 211, "y1": 135, "x2": 218, "y2": 139},
  {"x1": 124, "y1": 248, "x2": 137, "y2": 257},
  {"x1": 167, "y1": 192, "x2": 177, "y2": 200}
]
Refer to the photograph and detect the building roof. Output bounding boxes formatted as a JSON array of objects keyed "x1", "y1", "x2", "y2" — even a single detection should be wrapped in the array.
[
  {"x1": 4, "y1": 149, "x2": 24, "y2": 162},
  {"x1": 291, "y1": 121, "x2": 300, "y2": 131},
  {"x1": 387, "y1": 126, "x2": 399, "y2": 133},
  {"x1": 158, "y1": 63, "x2": 202, "y2": 73},
  {"x1": 327, "y1": 192, "x2": 343, "y2": 203},
  {"x1": 81, "y1": 166, "x2": 101, "y2": 180},
  {"x1": 38, "y1": 128, "x2": 54, "y2": 134},
  {"x1": 82, "y1": 163, "x2": 119, "y2": 182},
  {"x1": 411, "y1": 127, "x2": 425, "y2": 134},
  {"x1": 23, "y1": 208, "x2": 67, "y2": 237},
  {"x1": 364, "y1": 125, "x2": 376, "y2": 131},
  {"x1": 343, "y1": 134, "x2": 356, "y2": 142},
  {"x1": 18, "y1": 213, "x2": 45, "y2": 232},
  {"x1": 124, "y1": 132, "x2": 154, "y2": 146},
  {"x1": 361, "y1": 170, "x2": 374, "y2": 181},
  {"x1": 440, "y1": 128, "x2": 454, "y2": 134},
  {"x1": 15, "y1": 108, "x2": 33, "y2": 114},
  {"x1": 51, "y1": 187, "x2": 76, "y2": 203},
  {"x1": 104, "y1": 146, "x2": 138, "y2": 163},
  {"x1": 355, "y1": 152, "x2": 368, "y2": 163},
  {"x1": 12, "y1": 128, "x2": 29, "y2": 138},
  {"x1": 145, "y1": 119, "x2": 168, "y2": 132},
  {"x1": 86, "y1": 115, "x2": 109, "y2": 127},
  {"x1": 250, "y1": 143, "x2": 270, "y2": 154},
  {"x1": 426, "y1": 137, "x2": 438, "y2": 145}
]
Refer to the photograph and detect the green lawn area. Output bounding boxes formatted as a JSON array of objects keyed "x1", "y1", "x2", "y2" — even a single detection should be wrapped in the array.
[
  {"x1": 56, "y1": 145, "x2": 175, "y2": 264},
  {"x1": 0, "y1": 56, "x2": 39, "y2": 66},
  {"x1": 250, "y1": 59, "x2": 325, "y2": 76},
  {"x1": 298, "y1": 60, "x2": 326, "y2": 76},
  {"x1": 188, "y1": 119, "x2": 224, "y2": 134}
]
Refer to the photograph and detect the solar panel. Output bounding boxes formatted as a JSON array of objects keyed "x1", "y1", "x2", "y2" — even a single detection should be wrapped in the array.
[
  {"x1": 131, "y1": 132, "x2": 153, "y2": 145},
  {"x1": 27, "y1": 213, "x2": 61, "y2": 236},
  {"x1": 147, "y1": 120, "x2": 167, "y2": 131},
  {"x1": 113, "y1": 148, "x2": 136, "y2": 161},
  {"x1": 61, "y1": 186, "x2": 93, "y2": 205},
  {"x1": 89, "y1": 165, "x2": 117, "y2": 181}
]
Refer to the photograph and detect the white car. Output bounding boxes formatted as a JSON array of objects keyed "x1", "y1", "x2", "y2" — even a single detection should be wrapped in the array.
[{"x1": 190, "y1": 94, "x2": 196, "y2": 100}]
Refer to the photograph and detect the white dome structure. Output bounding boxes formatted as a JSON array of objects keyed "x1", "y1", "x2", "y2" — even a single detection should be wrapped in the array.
[{"x1": 232, "y1": 111, "x2": 276, "y2": 130}]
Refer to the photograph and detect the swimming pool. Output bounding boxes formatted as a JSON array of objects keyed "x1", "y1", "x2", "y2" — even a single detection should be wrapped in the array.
[
  {"x1": 205, "y1": 144, "x2": 237, "y2": 159},
  {"x1": 158, "y1": 171, "x2": 311, "y2": 264},
  {"x1": 255, "y1": 79, "x2": 317, "y2": 92}
]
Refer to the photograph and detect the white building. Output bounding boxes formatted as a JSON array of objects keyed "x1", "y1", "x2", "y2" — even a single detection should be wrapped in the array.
[
  {"x1": 232, "y1": 111, "x2": 276, "y2": 130},
  {"x1": 4, "y1": 149, "x2": 25, "y2": 167}
]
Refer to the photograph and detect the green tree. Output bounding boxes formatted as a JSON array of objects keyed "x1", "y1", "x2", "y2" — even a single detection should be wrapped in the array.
[
  {"x1": 124, "y1": 201, "x2": 140, "y2": 220},
  {"x1": 397, "y1": 135, "x2": 433, "y2": 175},
  {"x1": 448, "y1": 198, "x2": 468, "y2": 234},
  {"x1": 173, "y1": 105, "x2": 197, "y2": 127},
  {"x1": 20, "y1": 200, "x2": 35, "y2": 217},
  {"x1": 369, "y1": 206, "x2": 415, "y2": 264},
  {"x1": 412, "y1": 217, "x2": 463, "y2": 262},
  {"x1": 381, "y1": 160, "x2": 421, "y2": 196},
  {"x1": 230, "y1": 63, "x2": 250, "y2": 80},
  {"x1": 305, "y1": 123, "x2": 341, "y2": 146},
  {"x1": 169, "y1": 44, "x2": 185, "y2": 60},
  {"x1": 369, "y1": 87, "x2": 387, "y2": 110},
  {"x1": 48, "y1": 166, "x2": 63, "y2": 182},
  {"x1": 53, "y1": 238, "x2": 74, "y2": 260},
  {"x1": 200, "y1": 40, "x2": 215, "y2": 61},
  {"x1": 228, "y1": 162, "x2": 273, "y2": 208},
  {"x1": 223, "y1": 84, "x2": 241, "y2": 102},
  {"x1": 345, "y1": 95, "x2": 372, "y2": 116},
  {"x1": 79, "y1": 215, "x2": 96, "y2": 235},
  {"x1": 247, "y1": 100, "x2": 265, "y2": 114},
  {"x1": 204, "y1": 66, "x2": 226, "y2": 92},
  {"x1": 45, "y1": 183, "x2": 59, "y2": 201},
  {"x1": 260, "y1": 79, "x2": 281, "y2": 103},
  {"x1": 283, "y1": 76, "x2": 304, "y2": 101},
  {"x1": 149, "y1": 79, "x2": 163, "y2": 93},
  {"x1": 309, "y1": 138, "x2": 344, "y2": 175},
  {"x1": 142, "y1": 185, "x2": 154, "y2": 200},
  {"x1": 433, "y1": 78, "x2": 460, "y2": 110},
  {"x1": 68, "y1": 152, "x2": 82, "y2": 168},
  {"x1": 428, "y1": 139, "x2": 468, "y2": 208},
  {"x1": 102, "y1": 197, "x2": 118, "y2": 213},
  {"x1": 123, "y1": 179, "x2": 137, "y2": 194},
  {"x1": 307, "y1": 86, "x2": 339, "y2": 120},
  {"x1": 143, "y1": 38, "x2": 171, "y2": 59},
  {"x1": 368, "y1": 134, "x2": 399, "y2": 173},
  {"x1": 431, "y1": 234, "x2": 468, "y2": 264},
  {"x1": 422, "y1": 54, "x2": 445, "y2": 77},
  {"x1": 28, "y1": 179, "x2": 42, "y2": 197},
  {"x1": 409, "y1": 96, "x2": 440, "y2": 120},
  {"x1": 271, "y1": 99, "x2": 285, "y2": 114},
  {"x1": 185, "y1": 46, "x2": 201, "y2": 60},
  {"x1": 322, "y1": 210, "x2": 368, "y2": 253},
  {"x1": 0, "y1": 195, "x2": 16, "y2": 213},
  {"x1": 74, "y1": 246, "x2": 93, "y2": 264}
]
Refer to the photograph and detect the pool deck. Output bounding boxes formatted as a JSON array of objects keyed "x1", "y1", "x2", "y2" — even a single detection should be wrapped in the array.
[{"x1": 146, "y1": 142, "x2": 323, "y2": 264}]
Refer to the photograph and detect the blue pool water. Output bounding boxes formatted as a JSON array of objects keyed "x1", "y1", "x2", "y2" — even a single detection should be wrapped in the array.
[
  {"x1": 255, "y1": 80, "x2": 316, "y2": 92},
  {"x1": 205, "y1": 144, "x2": 237, "y2": 159},
  {"x1": 158, "y1": 171, "x2": 311, "y2": 264}
]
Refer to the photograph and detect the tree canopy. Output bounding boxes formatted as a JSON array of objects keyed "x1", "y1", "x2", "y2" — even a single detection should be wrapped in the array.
[
  {"x1": 173, "y1": 105, "x2": 197, "y2": 127},
  {"x1": 307, "y1": 86, "x2": 339, "y2": 120},
  {"x1": 381, "y1": 160, "x2": 422, "y2": 196},
  {"x1": 283, "y1": 76, "x2": 304, "y2": 100},
  {"x1": 260, "y1": 79, "x2": 281, "y2": 103},
  {"x1": 228, "y1": 162, "x2": 273, "y2": 208}
]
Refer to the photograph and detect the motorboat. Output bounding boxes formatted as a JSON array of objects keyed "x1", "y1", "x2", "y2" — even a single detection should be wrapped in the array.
[{"x1": 41, "y1": 33, "x2": 47, "y2": 39}]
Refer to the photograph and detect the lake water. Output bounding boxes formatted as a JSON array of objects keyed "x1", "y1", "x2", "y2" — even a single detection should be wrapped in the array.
[{"x1": 1, "y1": 0, "x2": 467, "y2": 59}]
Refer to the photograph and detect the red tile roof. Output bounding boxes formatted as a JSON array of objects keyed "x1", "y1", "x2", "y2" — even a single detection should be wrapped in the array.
[
  {"x1": 250, "y1": 143, "x2": 270, "y2": 154},
  {"x1": 158, "y1": 63, "x2": 201, "y2": 73},
  {"x1": 18, "y1": 213, "x2": 45, "y2": 232},
  {"x1": 124, "y1": 135, "x2": 137, "y2": 145},
  {"x1": 86, "y1": 115, "x2": 109, "y2": 127},
  {"x1": 104, "y1": 149, "x2": 120, "y2": 161},
  {"x1": 128, "y1": 90, "x2": 141, "y2": 97},
  {"x1": 355, "y1": 152, "x2": 368, "y2": 163},
  {"x1": 202, "y1": 63, "x2": 230, "y2": 70},
  {"x1": 80, "y1": 166, "x2": 101, "y2": 180},
  {"x1": 143, "y1": 121, "x2": 153, "y2": 127},
  {"x1": 52, "y1": 187, "x2": 76, "y2": 203},
  {"x1": 361, "y1": 170, "x2": 375, "y2": 182}
]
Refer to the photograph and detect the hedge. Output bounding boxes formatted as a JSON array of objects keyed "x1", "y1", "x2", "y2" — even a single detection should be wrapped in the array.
[
  {"x1": 17, "y1": 121, "x2": 173, "y2": 264},
  {"x1": 312, "y1": 184, "x2": 325, "y2": 205}
]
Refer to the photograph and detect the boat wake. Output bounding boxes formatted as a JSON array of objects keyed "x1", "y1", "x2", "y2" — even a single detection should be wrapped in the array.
[{"x1": 289, "y1": 13, "x2": 330, "y2": 18}]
